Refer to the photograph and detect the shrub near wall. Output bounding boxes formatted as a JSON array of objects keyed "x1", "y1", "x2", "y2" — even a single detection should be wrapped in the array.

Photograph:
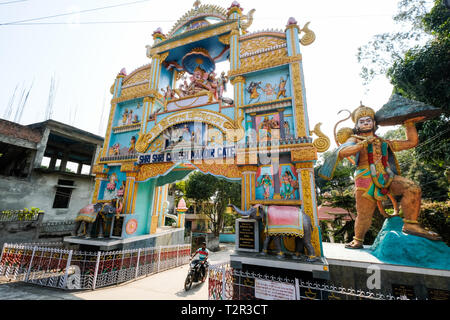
[
  {"x1": 419, "y1": 201, "x2": 450, "y2": 246},
  {"x1": 0, "y1": 207, "x2": 44, "y2": 247}
]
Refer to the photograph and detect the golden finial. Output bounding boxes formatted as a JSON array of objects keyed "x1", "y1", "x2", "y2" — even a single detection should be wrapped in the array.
[{"x1": 193, "y1": 0, "x2": 201, "y2": 9}]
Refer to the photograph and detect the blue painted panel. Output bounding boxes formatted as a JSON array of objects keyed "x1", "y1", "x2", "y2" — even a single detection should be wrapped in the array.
[
  {"x1": 124, "y1": 178, "x2": 156, "y2": 237},
  {"x1": 114, "y1": 100, "x2": 143, "y2": 128},
  {"x1": 244, "y1": 67, "x2": 290, "y2": 105},
  {"x1": 158, "y1": 67, "x2": 172, "y2": 92},
  {"x1": 98, "y1": 166, "x2": 127, "y2": 201}
]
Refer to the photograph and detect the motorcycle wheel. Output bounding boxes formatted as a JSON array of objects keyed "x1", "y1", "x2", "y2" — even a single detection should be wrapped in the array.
[{"x1": 184, "y1": 273, "x2": 193, "y2": 291}]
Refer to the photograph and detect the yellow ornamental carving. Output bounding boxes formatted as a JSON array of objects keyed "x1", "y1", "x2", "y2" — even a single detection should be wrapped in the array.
[
  {"x1": 120, "y1": 162, "x2": 138, "y2": 172},
  {"x1": 290, "y1": 146, "x2": 317, "y2": 162},
  {"x1": 240, "y1": 36, "x2": 286, "y2": 56},
  {"x1": 291, "y1": 62, "x2": 307, "y2": 137},
  {"x1": 299, "y1": 22, "x2": 316, "y2": 46},
  {"x1": 122, "y1": 65, "x2": 151, "y2": 86},
  {"x1": 136, "y1": 163, "x2": 175, "y2": 181},
  {"x1": 218, "y1": 34, "x2": 230, "y2": 45},
  {"x1": 240, "y1": 48, "x2": 288, "y2": 70},
  {"x1": 118, "y1": 84, "x2": 152, "y2": 102},
  {"x1": 310, "y1": 123, "x2": 330, "y2": 153},
  {"x1": 300, "y1": 169, "x2": 321, "y2": 256}
]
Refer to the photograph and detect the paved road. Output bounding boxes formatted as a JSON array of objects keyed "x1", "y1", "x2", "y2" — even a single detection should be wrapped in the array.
[{"x1": 0, "y1": 244, "x2": 234, "y2": 300}]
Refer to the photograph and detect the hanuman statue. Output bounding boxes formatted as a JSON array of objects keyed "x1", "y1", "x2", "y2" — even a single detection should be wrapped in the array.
[{"x1": 319, "y1": 104, "x2": 442, "y2": 249}]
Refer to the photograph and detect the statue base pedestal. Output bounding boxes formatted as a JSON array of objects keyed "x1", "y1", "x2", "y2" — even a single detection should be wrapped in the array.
[
  {"x1": 323, "y1": 242, "x2": 450, "y2": 299},
  {"x1": 230, "y1": 242, "x2": 450, "y2": 299},
  {"x1": 230, "y1": 251, "x2": 330, "y2": 281}
]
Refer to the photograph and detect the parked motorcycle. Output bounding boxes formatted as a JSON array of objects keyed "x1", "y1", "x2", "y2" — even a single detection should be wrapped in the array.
[{"x1": 184, "y1": 259, "x2": 208, "y2": 291}]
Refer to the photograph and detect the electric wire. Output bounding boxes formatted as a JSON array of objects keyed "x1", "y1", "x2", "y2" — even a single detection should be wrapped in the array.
[{"x1": 0, "y1": 0, "x2": 154, "y2": 25}]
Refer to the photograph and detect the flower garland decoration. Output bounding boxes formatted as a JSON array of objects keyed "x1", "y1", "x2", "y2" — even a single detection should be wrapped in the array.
[{"x1": 367, "y1": 137, "x2": 395, "y2": 195}]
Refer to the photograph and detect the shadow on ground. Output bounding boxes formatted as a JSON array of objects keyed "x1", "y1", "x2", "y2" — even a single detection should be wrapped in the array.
[
  {"x1": 174, "y1": 279, "x2": 207, "y2": 298},
  {"x1": 0, "y1": 280, "x2": 84, "y2": 300}
]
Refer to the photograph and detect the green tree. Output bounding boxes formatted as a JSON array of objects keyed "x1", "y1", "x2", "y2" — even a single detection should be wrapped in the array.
[{"x1": 184, "y1": 171, "x2": 241, "y2": 236}]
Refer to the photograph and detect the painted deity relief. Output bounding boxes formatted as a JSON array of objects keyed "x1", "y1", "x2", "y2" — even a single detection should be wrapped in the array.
[
  {"x1": 256, "y1": 166, "x2": 274, "y2": 200},
  {"x1": 103, "y1": 173, "x2": 122, "y2": 201},
  {"x1": 108, "y1": 135, "x2": 138, "y2": 156},
  {"x1": 279, "y1": 164, "x2": 299, "y2": 200},
  {"x1": 255, "y1": 113, "x2": 280, "y2": 142},
  {"x1": 245, "y1": 75, "x2": 290, "y2": 104},
  {"x1": 119, "y1": 108, "x2": 139, "y2": 126},
  {"x1": 283, "y1": 119, "x2": 293, "y2": 139}
]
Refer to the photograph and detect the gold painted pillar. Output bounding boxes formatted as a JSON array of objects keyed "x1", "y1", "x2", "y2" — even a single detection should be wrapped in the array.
[
  {"x1": 120, "y1": 163, "x2": 139, "y2": 214},
  {"x1": 91, "y1": 172, "x2": 108, "y2": 203},
  {"x1": 296, "y1": 162, "x2": 322, "y2": 257},
  {"x1": 285, "y1": 21, "x2": 308, "y2": 138},
  {"x1": 240, "y1": 166, "x2": 257, "y2": 210},
  {"x1": 141, "y1": 96, "x2": 156, "y2": 134}
]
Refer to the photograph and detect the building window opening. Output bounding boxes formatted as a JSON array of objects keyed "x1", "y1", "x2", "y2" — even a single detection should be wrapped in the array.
[{"x1": 52, "y1": 179, "x2": 74, "y2": 208}]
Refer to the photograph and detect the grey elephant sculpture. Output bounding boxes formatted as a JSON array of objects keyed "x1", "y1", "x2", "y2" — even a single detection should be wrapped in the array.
[
  {"x1": 74, "y1": 199, "x2": 123, "y2": 238},
  {"x1": 230, "y1": 204, "x2": 317, "y2": 262}
]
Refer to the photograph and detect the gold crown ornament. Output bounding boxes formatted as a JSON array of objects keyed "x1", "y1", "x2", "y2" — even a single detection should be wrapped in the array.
[{"x1": 351, "y1": 103, "x2": 376, "y2": 123}]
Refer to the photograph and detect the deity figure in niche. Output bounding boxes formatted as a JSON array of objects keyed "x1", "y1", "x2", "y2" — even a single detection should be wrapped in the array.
[
  {"x1": 104, "y1": 173, "x2": 119, "y2": 200},
  {"x1": 161, "y1": 85, "x2": 176, "y2": 101},
  {"x1": 283, "y1": 121, "x2": 293, "y2": 139},
  {"x1": 262, "y1": 83, "x2": 276, "y2": 101},
  {"x1": 217, "y1": 71, "x2": 228, "y2": 99},
  {"x1": 185, "y1": 66, "x2": 218, "y2": 99},
  {"x1": 132, "y1": 114, "x2": 139, "y2": 124},
  {"x1": 276, "y1": 76, "x2": 289, "y2": 99},
  {"x1": 181, "y1": 124, "x2": 191, "y2": 143},
  {"x1": 258, "y1": 115, "x2": 280, "y2": 142},
  {"x1": 127, "y1": 109, "x2": 134, "y2": 125},
  {"x1": 109, "y1": 143, "x2": 120, "y2": 156},
  {"x1": 191, "y1": 126, "x2": 203, "y2": 145},
  {"x1": 128, "y1": 136, "x2": 136, "y2": 154},
  {"x1": 246, "y1": 81, "x2": 262, "y2": 103},
  {"x1": 121, "y1": 109, "x2": 129, "y2": 126},
  {"x1": 257, "y1": 173, "x2": 274, "y2": 200},
  {"x1": 280, "y1": 169, "x2": 298, "y2": 200},
  {"x1": 116, "y1": 181, "x2": 126, "y2": 198}
]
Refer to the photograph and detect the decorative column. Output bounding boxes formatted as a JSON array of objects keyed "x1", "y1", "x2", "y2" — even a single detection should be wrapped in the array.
[
  {"x1": 120, "y1": 163, "x2": 139, "y2": 214},
  {"x1": 285, "y1": 17, "x2": 311, "y2": 138},
  {"x1": 176, "y1": 198, "x2": 188, "y2": 228},
  {"x1": 91, "y1": 165, "x2": 109, "y2": 202},
  {"x1": 141, "y1": 96, "x2": 156, "y2": 134},
  {"x1": 295, "y1": 162, "x2": 322, "y2": 257},
  {"x1": 240, "y1": 166, "x2": 257, "y2": 210}
]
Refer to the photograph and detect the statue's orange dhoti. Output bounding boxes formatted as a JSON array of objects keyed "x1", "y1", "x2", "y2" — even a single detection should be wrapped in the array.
[{"x1": 319, "y1": 105, "x2": 441, "y2": 249}]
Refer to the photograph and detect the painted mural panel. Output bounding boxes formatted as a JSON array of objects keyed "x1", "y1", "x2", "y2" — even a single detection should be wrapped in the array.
[
  {"x1": 108, "y1": 133, "x2": 138, "y2": 156},
  {"x1": 279, "y1": 163, "x2": 299, "y2": 200},
  {"x1": 244, "y1": 69, "x2": 290, "y2": 105},
  {"x1": 256, "y1": 165, "x2": 274, "y2": 200},
  {"x1": 116, "y1": 101, "x2": 142, "y2": 127},
  {"x1": 255, "y1": 112, "x2": 280, "y2": 142},
  {"x1": 99, "y1": 169, "x2": 126, "y2": 201}
]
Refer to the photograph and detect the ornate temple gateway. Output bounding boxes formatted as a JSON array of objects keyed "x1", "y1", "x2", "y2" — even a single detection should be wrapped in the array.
[{"x1": 70, "y1": 1, "x2": 330, "y2": 259}]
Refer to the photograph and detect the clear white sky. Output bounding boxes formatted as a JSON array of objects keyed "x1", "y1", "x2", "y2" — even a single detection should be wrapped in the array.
[{"x1": 0, "y1": 0, "x2": 407, "y2": 145}]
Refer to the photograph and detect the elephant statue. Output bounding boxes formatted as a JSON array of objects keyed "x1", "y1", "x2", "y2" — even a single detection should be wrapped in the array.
[
  {"x1": 74, "y1": 198, "x2": 123, "y2": 239},
  {"x1": 230, "y1": 204, "x2": 317, "y2": 262}
]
